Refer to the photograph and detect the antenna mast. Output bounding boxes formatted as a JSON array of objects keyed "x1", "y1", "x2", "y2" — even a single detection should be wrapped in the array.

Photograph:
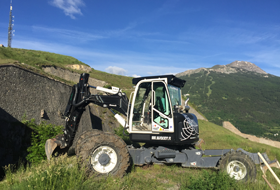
[{"x1": 8, "y1": 0, "x2": 14, "y2": 48}]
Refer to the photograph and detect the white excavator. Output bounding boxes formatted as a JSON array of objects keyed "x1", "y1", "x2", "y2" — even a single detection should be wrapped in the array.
[{"x1": 45, "y1": 73, "x2": 280, "y2": 181}]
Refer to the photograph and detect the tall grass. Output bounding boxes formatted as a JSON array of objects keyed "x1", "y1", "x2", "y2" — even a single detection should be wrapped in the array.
[
  {"x1": 1, "y1": 157, "x2": 278, "y2": 190},
  {"x1": 1, "y1": 155, "x2": 88, "y2": 190}
]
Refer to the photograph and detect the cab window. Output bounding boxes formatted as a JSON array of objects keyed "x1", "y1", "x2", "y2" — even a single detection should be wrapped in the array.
[
  {"x1": 153, "y1": 82, "x2": 171, "y2": 129},
  {"x1": 132, "y1": 82, "x2": 152, "y2": 131}
]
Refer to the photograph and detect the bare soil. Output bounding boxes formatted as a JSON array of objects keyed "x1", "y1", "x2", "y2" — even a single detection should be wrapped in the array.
[{"x1": 223, "y1": 121, "x2": 280, "y2": 149}]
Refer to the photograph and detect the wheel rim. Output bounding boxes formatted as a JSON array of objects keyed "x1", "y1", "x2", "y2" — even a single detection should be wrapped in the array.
[
  {"x1": 226, "y1": 160, "x2": 247, "y2": 180},
  {"x1": 90, "y1": 146, "x2": 118, "y2": 173}
]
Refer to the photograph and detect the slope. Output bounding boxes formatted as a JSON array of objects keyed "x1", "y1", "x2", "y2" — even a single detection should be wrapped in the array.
[
  {"x1": 0, "y1": 47, "x2": 133, "y2": 90},
  {"x1": 179, "y1": 70, "x2": 280, "y2": 141}
]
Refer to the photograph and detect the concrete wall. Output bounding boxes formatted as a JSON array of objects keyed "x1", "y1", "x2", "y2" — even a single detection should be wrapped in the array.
[
  {"x1": 0, "y1": 65, "x2": 93, "y2": 126},
  {"x1": 0, "y1": 65, "x2": 93, "y2": 178}
]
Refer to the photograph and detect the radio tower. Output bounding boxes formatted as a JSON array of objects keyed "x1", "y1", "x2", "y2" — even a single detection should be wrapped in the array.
[{"x1": 8, "y1": 0, "x2": 14, "y2": 48}]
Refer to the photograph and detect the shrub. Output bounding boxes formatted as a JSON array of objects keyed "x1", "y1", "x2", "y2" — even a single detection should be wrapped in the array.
[
  {"x1": 114, "y1": 126, "x2": 140, "y2": 148},
  {"x1": 22, "y1": 119, "x2": 63, "y2": 164},
  {"x1": 114, "y1": 125, "x2": 131, "y2": 145}
]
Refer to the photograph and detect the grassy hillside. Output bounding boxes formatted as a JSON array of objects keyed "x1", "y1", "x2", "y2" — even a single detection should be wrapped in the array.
[
  {"x1": 1, "y1": 120, "x2": 280, "y2": 189},
  {"x1": 0, "y1": 47, "x2": 87, "y2": 68},
  {"x1": 180, "y1": 70, "x2": 280, "y2": 141},
  {"x1": 0, "y1": 47, "x2": 133, "y2": 90}
]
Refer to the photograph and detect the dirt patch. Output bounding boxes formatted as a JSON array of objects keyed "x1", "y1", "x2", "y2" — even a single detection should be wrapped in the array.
[{"x1": 223, "y1": 121, "x2": 280, "y2": 149}]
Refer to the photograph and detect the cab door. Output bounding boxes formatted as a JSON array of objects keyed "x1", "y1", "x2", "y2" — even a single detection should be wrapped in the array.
[
  {"x1": 151, "y1": 82, "x2": 174, "y2": 133},
  {"x1": 129, "y1": 79, "x2": 174, "y2": 133},
  {"x1": 130, "y1": 81, "x2": 152, "y2": 132}
]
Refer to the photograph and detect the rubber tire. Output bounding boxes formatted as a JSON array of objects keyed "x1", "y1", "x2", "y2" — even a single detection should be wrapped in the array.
[
  {"x1": 76, "y1": 130, "x2": 130, "y2": 177},
  {"x1": 218, "y1": 151, "x2": 257, "y2": 182},
  {"x1": 74, "y1": 129, "x2": 101, "y2": 155}
]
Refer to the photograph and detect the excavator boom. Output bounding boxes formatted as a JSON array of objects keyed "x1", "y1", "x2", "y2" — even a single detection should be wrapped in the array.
[{"x1": 45, "y1": 73, "x2": 128, "y2": 159}]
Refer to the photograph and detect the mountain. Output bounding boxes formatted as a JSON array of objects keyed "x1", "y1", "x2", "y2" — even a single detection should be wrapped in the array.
[
  {"x1": 176, "y1": 60, "x2": 268, "y2": 77},
  {"x1": 177, "y1": 61, "x2": 280, "y2": 141}
]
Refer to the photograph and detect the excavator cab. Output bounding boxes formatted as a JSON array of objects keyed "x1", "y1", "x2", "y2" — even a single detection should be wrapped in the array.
[{"x1": 127, "y1": 75, "x2": 199, "y2": 146}]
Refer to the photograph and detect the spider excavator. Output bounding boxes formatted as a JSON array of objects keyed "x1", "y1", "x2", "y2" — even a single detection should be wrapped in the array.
[{"x1": 45, "y1": 73, "x2": 280, "y2": 181}]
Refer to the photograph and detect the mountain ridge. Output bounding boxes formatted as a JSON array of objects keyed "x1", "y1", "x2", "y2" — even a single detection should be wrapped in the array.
[{"x1": 176, "y1": 60, "x2": 268, "y2": 77}]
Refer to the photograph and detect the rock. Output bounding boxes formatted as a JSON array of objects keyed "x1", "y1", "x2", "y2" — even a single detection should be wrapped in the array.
[
  {"x1": 227, "y1": 61, "x2": 267, "y2": 75},
  {"x1": 66, "y1": 64, "x2": 92, "y2": 73},
  {"x1": 176, "y1": 60, "x2": 268, "y2": 77},
  {"x1": 41, "y1": 109, "x2": 45, "y2": 118}
]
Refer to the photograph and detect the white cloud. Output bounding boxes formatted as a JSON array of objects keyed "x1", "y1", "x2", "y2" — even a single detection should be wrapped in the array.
[
  {"x1": 132, "y1": 74, "x2": 141, "y2": 78},
  {"x1": 165, "y1": 72, "x2": 177, "y2": 75},
  {"x1": 32, "y1": 26, "x2": 105, "y2": 42},
  {"x1": 105, "y1": 66, "x2": 127, "y2": 75},
  {"x1": 50, "y1": 0, "x2": 84, "y2": 19}
]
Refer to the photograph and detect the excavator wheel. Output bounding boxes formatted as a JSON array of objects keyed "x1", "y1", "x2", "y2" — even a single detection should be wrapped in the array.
[
  {"x1": 218, "y1": 151, "x2": 257, "y2": 182},
  {"x1": 74, "y1": 129, "x2": 102, "y2": 155},
  {"x1": 75, "y1": 130, "x2": 130, "y2": 177}
]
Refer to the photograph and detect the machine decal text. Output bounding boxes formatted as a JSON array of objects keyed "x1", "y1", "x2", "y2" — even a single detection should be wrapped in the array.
[{"x1": 151, "y1": 136, "x2": 171, "y2": 140}]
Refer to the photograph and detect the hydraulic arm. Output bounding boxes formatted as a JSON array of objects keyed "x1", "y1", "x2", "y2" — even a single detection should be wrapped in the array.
[{"x1": 45, "y1": 73, "x2": 129, "y2": 159}]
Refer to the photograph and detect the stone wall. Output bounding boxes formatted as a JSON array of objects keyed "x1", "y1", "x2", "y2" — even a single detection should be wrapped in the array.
[
  {"x1": 0, "y1": 65, "x2": 93, "y2": 178},
  {"x1": 0, "y1": 65, "x2": 92, "y2": 126}
]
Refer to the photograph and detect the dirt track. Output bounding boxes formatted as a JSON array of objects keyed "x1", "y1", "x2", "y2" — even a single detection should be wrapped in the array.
[
  {"x1": 223, "y1": 121, "x2": 280, "y2": 149},
  {"x1": 189, "y1": 106, "x2": 208, "y2": 121}
]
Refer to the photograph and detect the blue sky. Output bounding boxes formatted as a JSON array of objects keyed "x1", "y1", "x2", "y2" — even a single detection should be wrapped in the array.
[{"x1": 0, "y1": 0, "x2": 279, "y2": 77}]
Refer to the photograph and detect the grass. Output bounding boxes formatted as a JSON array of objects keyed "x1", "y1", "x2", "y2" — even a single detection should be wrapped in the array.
[
  {"x1": 198, "y1": 120, "x2": 280, "y2": 161},
  {"x1": 0, "y1": 47, "x2": 134, "y2": 91},
  {"x1": 89, "y1": 69, "x2": 133, "y2": 90},
  {"x1": 1, "y1": 156, "x2": 278, "y2": 190},
  {"x1": 188, "y1": 101, "x2": 208, "y2": 120},
  {"x1": 1, "y1": 120, "x2": 280, "y2": 189},
  {"x1": 0, "y1": 47, "x2": 88, "y2": 68}
]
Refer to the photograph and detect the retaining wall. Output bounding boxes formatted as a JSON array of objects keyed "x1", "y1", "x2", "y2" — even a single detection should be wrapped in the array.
[{"x1": 0, "y1": 65, "x2": 92, "y2": 178}]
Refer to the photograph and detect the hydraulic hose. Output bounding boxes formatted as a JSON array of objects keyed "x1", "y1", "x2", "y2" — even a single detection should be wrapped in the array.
[{"x1": 72, "y1": 84, "x2": 86, "y2": 107}]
